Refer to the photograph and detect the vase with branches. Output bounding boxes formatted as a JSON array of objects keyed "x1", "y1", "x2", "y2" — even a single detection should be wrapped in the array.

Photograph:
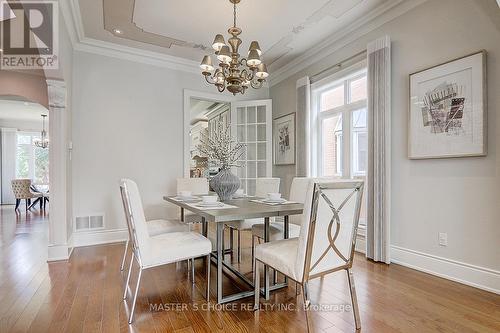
[{"x1": 197, "y1": 123, "x2": 246, "y2": 201}]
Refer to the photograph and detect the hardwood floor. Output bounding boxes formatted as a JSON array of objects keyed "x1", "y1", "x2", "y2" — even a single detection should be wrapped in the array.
[{"x1": 0, "y1": 207, "x2": 499, "y2": 333}]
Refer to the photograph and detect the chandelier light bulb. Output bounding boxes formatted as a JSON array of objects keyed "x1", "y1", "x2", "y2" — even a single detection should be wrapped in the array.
[
  {"x1": 247, "y1": 49, "x2": 261, "y2": 67},
  {"x1": 200, "y1": 55, "x2": 214, "y2": 72},
  {"x1": 255, "y1": 63, "x2": 269, "y2": 79},
  {"x1": 248, "y1": 41, "x2": 262, "y2": 56},
  {"x1": 217, "y1": 45, "x2": 232, "y2": 63},
  {"x1": 212, "y1": 34, "x2": 226, "y2": 51}
]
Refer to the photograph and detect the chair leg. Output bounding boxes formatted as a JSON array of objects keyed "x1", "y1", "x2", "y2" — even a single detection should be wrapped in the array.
[
  {"x1": 206, "y1": 254, "x2": 210, "y2": 301},
  {"x1": 347, "y1": 268, "x2": 361, "y2": 330},
  {"x1": 25, "y1": 199, "x2": 29, "y2": 211},
  {"x1": 237, "y1": 229, "x2": 241, "y2": 263},
  {"x1": 120, "y1": 239, "x2": 129, "y2": 271},
  {"x1": 191, "y1": 258, "x2": 195, "y2": 284},
  {"x1": 128, "y1": 267, "x2": 143, "y2": 324},
  {"x1": 15, "y1": 199, "x2": 20, "y2": 210},
  {"x1": 123, "y1": 252, "x2": 135, "y2": 300},
  {"x1": 254, "y1": 259, "x2": 260, "y2": 310},
  {"x1": 302, "y1": 281, "x2": 310, "y2": 308},
  {"x1": 251, "y1": 235, "x2": 255, "y2": 264},
  {"x1": 302, "y1": 282, "x2": 312, "y2": 332}
]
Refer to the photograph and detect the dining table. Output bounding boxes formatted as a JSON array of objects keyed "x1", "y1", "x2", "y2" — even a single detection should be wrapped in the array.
[{"x1": 163, "y1": 195, "x2": 304, "y2": 304}]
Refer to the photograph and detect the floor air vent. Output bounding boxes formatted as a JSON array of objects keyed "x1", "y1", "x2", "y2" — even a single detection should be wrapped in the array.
[{"x1": 75, "y1": 214, "x2": 105, "y2": 231}]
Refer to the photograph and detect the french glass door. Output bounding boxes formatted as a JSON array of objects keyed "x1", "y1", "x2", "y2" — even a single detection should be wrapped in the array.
[{"x1": 231, "y1": 100, "x2": 272, "y2": 196}]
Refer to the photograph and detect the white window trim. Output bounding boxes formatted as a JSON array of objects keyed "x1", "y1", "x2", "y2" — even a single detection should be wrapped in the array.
[{"x1": 311, "y1": 60, "x2": 367, "y2": 178}]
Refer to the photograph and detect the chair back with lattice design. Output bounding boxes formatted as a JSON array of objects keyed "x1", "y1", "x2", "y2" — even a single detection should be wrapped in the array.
[
  {"x1": 296, "y1": 180, "x2": 364, "y2": 281},
  {"x1": 11, "y1": 179, "x2": 33, "y2": 199}
]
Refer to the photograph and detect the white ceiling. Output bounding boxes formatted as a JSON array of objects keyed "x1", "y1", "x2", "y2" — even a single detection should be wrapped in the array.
[
  {"x1": 0, "y1": 98, "x2": 49, "y2": 123},
  {"x1": 78, "y1": 0, "x2": 394, "y2": 70}
]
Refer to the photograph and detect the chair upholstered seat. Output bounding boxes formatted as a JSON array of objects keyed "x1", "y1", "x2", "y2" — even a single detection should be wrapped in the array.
[
  {"x1": 255, "y1": 238, "x2": 300, "y2": 281},
  {"x1": 225, "y1": 218, "x2": 263, "y2": 230},
  {"x1": 141, "y1": 231, "x2": 212, "y2": 269},
  {"x1": 147, "y1": 219, "x2": 188, "y2": 236},
  {"x1": 251, "y1": 222, "x2": 301, "y2": 241}
]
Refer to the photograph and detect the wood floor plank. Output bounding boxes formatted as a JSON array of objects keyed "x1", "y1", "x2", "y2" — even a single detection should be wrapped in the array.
[{"x1": 1, "y1": 206, "x2": 499, "y2": 333}]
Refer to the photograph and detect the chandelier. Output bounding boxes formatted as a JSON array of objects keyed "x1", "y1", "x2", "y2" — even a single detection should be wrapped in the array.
[
  {"x1": 33, "y1": 114, "x2": 49, "y2": 149},
  {"x1": 199, "y1": 0, "x2": 269, "y2": 95}
]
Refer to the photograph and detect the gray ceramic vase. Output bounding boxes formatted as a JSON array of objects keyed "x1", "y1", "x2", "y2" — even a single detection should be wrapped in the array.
[{"x1": 209, "y1": 168, "x2": 240, "y2": 202}]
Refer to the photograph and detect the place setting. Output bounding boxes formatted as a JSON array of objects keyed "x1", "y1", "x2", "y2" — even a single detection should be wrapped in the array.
[
  {"x1": 188, "y1": 195, "x2": 237, "y2": 210},
  {"x1": 251, "y1": 192, "x2": 297, "y2": 206},
  {"x1": 172, "y1": 190, "x2": 201, "y2": 203}
]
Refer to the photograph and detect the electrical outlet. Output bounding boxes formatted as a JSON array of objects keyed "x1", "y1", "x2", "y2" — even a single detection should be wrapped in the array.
[{"x1": 438, "y1": 232, "x2": 447, "y2": 246}]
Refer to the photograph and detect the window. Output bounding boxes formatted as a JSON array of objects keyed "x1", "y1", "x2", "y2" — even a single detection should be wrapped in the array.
[
  {"x1": 16, "y1": 132, "x2": 49, "y2": 184},
  {"x1": 312, "y1": 62, "x2": 368, "y2": 225}
]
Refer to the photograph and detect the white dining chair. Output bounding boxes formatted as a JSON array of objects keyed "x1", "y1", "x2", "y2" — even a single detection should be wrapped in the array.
[
  {"x1": 176, "y1": 177, "x2": 209, "y2": 225},
  {"x1": 225, "y1": 177, "x2": 280, "y2": 262},
  {"x1": 254, "y1": 179, "x2": 364, "y2": 332},
  {"x1": 120, "y1": 179, "x2": 212, "y2": 324},
  {"x1": 119, "y1": 195, "x2": 189, "y2": 272},
  {"x1": 250, "y1": 177, "x2": 312, "y2": 261}
]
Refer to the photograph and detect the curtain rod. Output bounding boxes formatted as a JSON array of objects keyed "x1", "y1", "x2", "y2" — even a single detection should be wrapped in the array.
[{"x1": 310, "y1": 49, "x2": 367, "y2": 82}]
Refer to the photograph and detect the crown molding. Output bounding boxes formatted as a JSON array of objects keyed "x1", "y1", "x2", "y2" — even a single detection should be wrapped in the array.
[
  {"x1": 59, "y1": 0, "x2": 200, "y2": 74},
  {"x1": 74, "y1": 38, "x2": 200, "y2": 74},
  {"x1": 268, "y1": 0, "x2": 428, "y2": 86}
]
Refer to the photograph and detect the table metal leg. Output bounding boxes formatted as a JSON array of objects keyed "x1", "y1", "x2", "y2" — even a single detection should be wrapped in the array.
[
  {"x1": 180, "y1": 207, "x2": 184, "y2": 222},
  {"x1": 264, "y1": 217, "x2": 270, "y2": 300},
  {"x1": 202, "y1": 217, "x2": 207, "y2": 237},
  {"x1": 284, "y1": 215, "x2": 289, "y2": 284},
  {"x1": 216, "y1": 222, "x2": 224, "y2": 303}
]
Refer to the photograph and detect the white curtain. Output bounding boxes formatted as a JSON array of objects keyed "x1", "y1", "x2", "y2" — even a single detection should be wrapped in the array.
[
  {"x1": 296, "y1": 76, "x2": 311, "y2": 177},
  {"x1": 1, "y1": 128, "x2": 17, "y2": 204},
  {"x1": 366, "y1": 36, "x2": 391, "y2": 263}
]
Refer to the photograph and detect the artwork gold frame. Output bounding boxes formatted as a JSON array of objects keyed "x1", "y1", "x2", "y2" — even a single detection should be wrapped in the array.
[
  {"x1": 273, "y1": 112, "x2": 296, "y2": 165},
  {"x1": 408, "y1": 50, "x2": 487, "y2": 159}
]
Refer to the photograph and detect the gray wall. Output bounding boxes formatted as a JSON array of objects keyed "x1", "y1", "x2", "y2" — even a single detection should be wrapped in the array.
[
  {"x1": 270, "y1": 0, "x2": 500, "y2": 272},
  {"x1": 72, "y1": 51, "x2": 269, "y2": 231}
]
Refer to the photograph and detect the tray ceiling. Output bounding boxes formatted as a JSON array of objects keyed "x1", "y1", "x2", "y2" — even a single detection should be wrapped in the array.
[{"x1": 79, "y1": 0, "x2": 394, "y2": 71}]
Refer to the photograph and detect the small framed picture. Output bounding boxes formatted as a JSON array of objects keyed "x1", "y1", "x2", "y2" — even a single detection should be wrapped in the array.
[
  {"x1": 273, "y1": 112, "x2": 296, "y2": 165},
  {"x1": 408, "y1": 51, "x2": 487, "y2": 159}
]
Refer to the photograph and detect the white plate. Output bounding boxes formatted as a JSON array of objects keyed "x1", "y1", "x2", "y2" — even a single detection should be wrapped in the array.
[
  {"x1": 175, "y1": 196, "x2": 200, "y2": 202},
  {"x1": 196, "y1": 202, "x2": 224, "y2": 208},
  {"x1": 262, "y1": 198, "x2": 287, "y2": 204}
]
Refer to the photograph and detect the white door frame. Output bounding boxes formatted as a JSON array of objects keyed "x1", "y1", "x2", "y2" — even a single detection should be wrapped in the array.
[
  {"x1": 183, "y1": 89, "x2": 234, "y2": 177},
  {"x1": 46, "y1": 79, "x2": 71, "y2": 261}
]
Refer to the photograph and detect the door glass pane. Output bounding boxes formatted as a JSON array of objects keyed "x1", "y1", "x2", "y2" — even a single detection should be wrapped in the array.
[
  {"x1": 322, "y1": 114, "x2": 342, "y2": 177},
  {"x1": 321, "y1": 85, "x2": 344, "y2": 111},
  {"x1": 237, "y1": 107, "x2": 245, "y2": 124},
  {"x1": 237, "y1": 125, "x2": 246, "y2": 142},
  {"x1": 247, "y1": 162, "x2": 257, "y2": 178},
  {"x1": 257, "y1": 143, "x2": 266, "y2": 160},
  {"x1": 350, "y1": 75, "x2": 367, "y2": 103},
  {"x1": 247, "y1": 143, "x2": 257, "y2": 160},
  {"x1": 257, "y1": 161, "x2": 266, "y2": 177},
  {"x1": 248, "y1": 125, "x2": 257, "y2": 142},
  {"x1": 34, "y1": 147, "x2": 49, "y2": 183},
  {"x1": 257, "y1": 124, "x2": 266, "y2": 141},
  {"x1": 257, "y1": 106, "x2": 266, "y2": 123},
  {"x1": 247, "y1": 106, "x2": 256, "y2": 123}
]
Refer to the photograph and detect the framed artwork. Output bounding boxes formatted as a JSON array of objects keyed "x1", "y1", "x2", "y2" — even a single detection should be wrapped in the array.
[
  {"x1": 408, "y1": 50, "x2": 487, "y2": 159},
  {"x1": 273, "y1": 112, "x2": 296, "y2": 165}
]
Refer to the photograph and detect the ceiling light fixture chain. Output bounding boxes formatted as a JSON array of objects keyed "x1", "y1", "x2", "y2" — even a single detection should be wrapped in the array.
[{"x1": 199, "y1": 0, "x2": 268, "y2": 95}]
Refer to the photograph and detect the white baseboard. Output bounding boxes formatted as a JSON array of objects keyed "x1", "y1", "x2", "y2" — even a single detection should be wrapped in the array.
[
  {"x1": 391, "y1": 245, "x2": 500, "y2": 295},
  {"x1": 47, "y1": 243, "x2": 71, "y2": 261},
  {"x1": 73, "y1": 228, "x2": 128, "y2": 248}
]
